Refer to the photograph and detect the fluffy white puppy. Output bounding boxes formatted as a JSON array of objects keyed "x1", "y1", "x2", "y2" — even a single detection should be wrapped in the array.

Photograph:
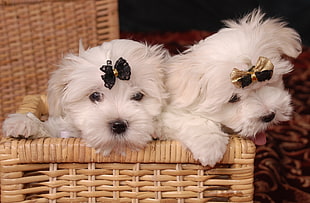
[
  {"x1": 3, "y1": 39, "x2": 168, "y2": 155},
  {"x1": 160, "y1": 9, "x2": 301, "y2": 166}
]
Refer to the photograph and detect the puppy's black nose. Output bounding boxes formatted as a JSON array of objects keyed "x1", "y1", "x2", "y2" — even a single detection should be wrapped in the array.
[
  {"x1": 261, "y1": 112, "x2": 275, "y2": 123},
  {"x1": 111, "y1": 120, "x2": 128, "y2": 134}
]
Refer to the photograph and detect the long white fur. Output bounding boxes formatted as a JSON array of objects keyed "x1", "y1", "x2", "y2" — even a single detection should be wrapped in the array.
[
  {"x1": 3, "y1": 39, "x2": 169, "y2": 155},
  {"x1": 160, "y1": 9, "x2": 301, "y2": 166}
]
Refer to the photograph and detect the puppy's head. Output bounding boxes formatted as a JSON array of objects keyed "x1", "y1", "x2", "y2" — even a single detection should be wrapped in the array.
[
  {"x1": 48, "y1": 39, "x2": 169, "y2": 154},
  {"x1": 167, "y1": 9, "x2": 301, "y2": 144}
]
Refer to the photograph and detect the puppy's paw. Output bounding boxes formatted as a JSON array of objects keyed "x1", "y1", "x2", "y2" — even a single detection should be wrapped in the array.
[
  {"x1": 2, "y1": 113, "x2": 49, "y2": 139},
  {"x1": 190, "y1": 134, "x2": 229, "y2": 167}
]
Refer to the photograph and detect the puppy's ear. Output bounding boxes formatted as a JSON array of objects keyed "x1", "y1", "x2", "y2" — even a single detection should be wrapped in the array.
[
  {"x1": 138, "y1": 43, "x2": 170, "y2": 113},
  {"x1": 251, "y1": 9, "x2": 302, "y2": 58},
  {"x1": 225, "y1": 9, "x2": 302, "y2": 59},
  {"x1": 266, "y1": 17, "x2": 302, "y2": 58},
  {"x1": 274, "y1": 26, "x2": 301, "y2": 59},
  {"x1": 166, "y1": 62, "x2": 203, "y2": 108},
  {"x1": 47, "y1": 54, "x2": 76, "y2": 117}
]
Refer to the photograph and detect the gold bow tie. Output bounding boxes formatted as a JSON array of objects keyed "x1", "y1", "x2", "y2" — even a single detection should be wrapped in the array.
[{"x1": 230, "y1": 56, "x2": 274, "y2": 88}]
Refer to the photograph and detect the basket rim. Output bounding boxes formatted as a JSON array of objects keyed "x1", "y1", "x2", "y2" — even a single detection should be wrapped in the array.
[{"x1": 0, "y1": 136, "x2": 255, "y2": 165}]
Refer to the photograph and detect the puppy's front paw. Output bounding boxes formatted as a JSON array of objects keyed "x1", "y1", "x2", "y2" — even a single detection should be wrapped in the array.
[
  {"x1": 190, "y1": 135, "x2": 229, "y2": 167},
  {"x1": 2, "y1": 113, "x2": 49, "y2": 139}
]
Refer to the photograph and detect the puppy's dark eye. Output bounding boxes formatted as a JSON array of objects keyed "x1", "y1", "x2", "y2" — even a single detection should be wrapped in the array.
[
  {"x1": 229, "y1": 94, "x2": 241, "y2": 103},
  {"x1": 89, "y1": 92, "x2": 103, "y2": 103},
  {"x1": 131, "y1": 92, "x2": 144, "y2": 101}
]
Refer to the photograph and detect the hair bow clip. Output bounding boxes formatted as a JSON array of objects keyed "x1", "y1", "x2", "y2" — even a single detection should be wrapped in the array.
[
  {"x1": 230, "y1": 56, "x2": 274, "y2": 88},
  {"x1": 100, "y1": 57, "x2": 131, "y2": 89}
]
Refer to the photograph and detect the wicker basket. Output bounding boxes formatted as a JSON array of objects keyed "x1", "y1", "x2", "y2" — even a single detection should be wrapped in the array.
[
  {"x1": 0, "y1": 95, "x2": 255, "y2": 202},
  {"x1": 0, "y1": 0, "x2": 119, "y2": 136}
]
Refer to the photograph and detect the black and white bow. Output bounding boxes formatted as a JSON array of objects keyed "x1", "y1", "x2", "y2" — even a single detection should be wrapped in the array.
[{"x1": 100, "y1": 57, "x2": 131, "y2": 89}]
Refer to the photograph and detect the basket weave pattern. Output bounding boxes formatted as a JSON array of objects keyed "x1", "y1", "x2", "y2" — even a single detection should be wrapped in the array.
[
  {"x1": 0, "y1": 95, "x2": 255, "y2": 202},
  {"x1": 0, "y1": 138, "x2": 255, "y2": 202},
  {"x1": 0, "y1": 0, "x2": 119, "y2": 136}
]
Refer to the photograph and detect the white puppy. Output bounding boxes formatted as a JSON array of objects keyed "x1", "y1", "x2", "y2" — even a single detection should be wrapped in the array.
[
  {"x1": 160, "y1": 9, "x2": 301, "y2": 166},
  {"x1": 3, "y1": 39, "x2": 168, "y2": 155}
]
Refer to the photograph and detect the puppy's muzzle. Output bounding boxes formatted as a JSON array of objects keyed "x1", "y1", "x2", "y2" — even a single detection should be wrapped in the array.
[{"x1": 110, "y1": 120, "x2": 128, "y2": 134}]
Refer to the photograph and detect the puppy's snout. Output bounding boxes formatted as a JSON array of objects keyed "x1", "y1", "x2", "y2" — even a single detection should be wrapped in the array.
[
  {"x1": 111, "y1": 120, "x2": 128, "y2": 134},
  {"x1": 261, "y1": 112, "x2": 275, "y2": 123}
]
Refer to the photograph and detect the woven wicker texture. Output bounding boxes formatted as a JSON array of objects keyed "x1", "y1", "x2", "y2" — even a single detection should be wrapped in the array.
[
  {"x1": 0, "y1": 95, "x2": 255, "y2": 202},
  {"x1": 0, "y1": 0, "x2": 119, "y2": 137}
]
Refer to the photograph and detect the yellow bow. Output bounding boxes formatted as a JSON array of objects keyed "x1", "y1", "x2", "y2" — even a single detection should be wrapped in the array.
[{"x1": 230, "y1": 56, "x2": 274, "y2": 88}]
